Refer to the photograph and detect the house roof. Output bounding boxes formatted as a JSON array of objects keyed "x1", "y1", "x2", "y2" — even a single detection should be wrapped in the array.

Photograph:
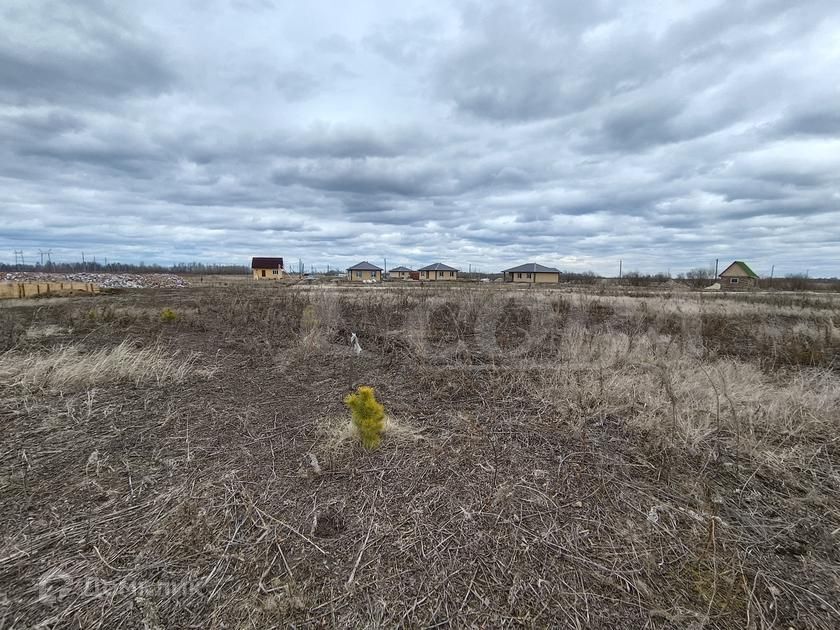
[
  {"x1": 719, "y1": 260, "x2": 759, "y2": 279},
  {"x1": 347, "y1": 261, "x2": 383, "y2": 271},
  {"x1": 251, "y1": 257, "x2": 284, "y2": 269},
  {"x1": 418, "y1": 262, "x2": 458, "y2": 272},
  {"x1": 502, "y1": 263, "x2": 561, "y2": 274},
  {"x1": 389, "y1": 266, "x2": 414, "y2": 272}
]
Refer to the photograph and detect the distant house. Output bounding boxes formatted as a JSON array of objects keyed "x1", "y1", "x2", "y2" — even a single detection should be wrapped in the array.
[
  {"x1": 347, "y1": 261, "x2": 383, "y2": 282},
  {"x1": 502, "y1": 263, "x2": 561, "y2": 284},
  {"x1": 251, "y1": 257, "x2": 284, "y2": 280},
  {"x1": 719, "y1": 261, "x2": 759, "y2": 289},
  {"x1": 388, "y1": 265, "x2": 415, "y2": 280},
  {"x1": 418, "y1": 263, "x2": 458, "y2": 281}
]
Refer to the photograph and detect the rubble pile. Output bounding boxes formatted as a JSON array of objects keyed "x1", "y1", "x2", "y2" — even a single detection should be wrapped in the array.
[{"x1": 0, "y1": 272, "x2": 189, "y2": 289}]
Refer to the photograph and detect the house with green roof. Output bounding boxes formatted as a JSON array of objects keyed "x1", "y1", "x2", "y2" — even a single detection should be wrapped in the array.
[{"x1": 719, "y1": 261, "x2": 759, "y2": 289}]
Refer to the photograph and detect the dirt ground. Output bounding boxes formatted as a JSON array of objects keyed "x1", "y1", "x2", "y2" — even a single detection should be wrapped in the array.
[{"x1": 1, "y1": 284, "x2": 839, "y2": 628}]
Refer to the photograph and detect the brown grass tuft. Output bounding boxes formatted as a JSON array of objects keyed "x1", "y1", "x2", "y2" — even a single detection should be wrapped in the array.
[{"x1": 0, "y1": 340, "x2": 205, "y2": 390}]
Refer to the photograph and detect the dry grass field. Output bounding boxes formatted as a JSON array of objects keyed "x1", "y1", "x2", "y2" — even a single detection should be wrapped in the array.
[{"x1": 1, "y1": 284, "x2": 839, "y2": 628}]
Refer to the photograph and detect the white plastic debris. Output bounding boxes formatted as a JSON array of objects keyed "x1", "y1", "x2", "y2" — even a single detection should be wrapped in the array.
[
  {"x1": 0, "y1": 272, "x2": 188, "y2": 289},
  {"x1": 350, "y1": 332, "x2": 362, "y2": 356},
  {"x1": 307, "y1": 453, "x2": 322, "y2": 476}
]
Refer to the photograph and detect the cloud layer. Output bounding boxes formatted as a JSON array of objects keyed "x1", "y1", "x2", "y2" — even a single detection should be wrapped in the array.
[{"x1": 2, "y1": 0, "x2": 839, "y2": 276}]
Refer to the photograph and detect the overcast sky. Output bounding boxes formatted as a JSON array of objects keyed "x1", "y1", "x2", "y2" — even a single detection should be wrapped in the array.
[{"x1": 1, "y1": 0, "x2": 839, "y2": 276}]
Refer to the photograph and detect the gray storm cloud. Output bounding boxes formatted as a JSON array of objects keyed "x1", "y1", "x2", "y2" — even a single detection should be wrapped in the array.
[{"x1": 1, "y1": 0, "x2": 839, "y2": 276}]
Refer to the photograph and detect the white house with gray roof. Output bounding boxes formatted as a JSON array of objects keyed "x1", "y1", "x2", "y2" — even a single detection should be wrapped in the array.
[
  {"x1": 418, "y1": 262, "x2": 459, "y2": 281},
  {"x1": 388, "y1": 265, "x2": 415, "y2": 280},
  {"x1": 347, "y1": 261, "x2": 383, "y2": 282},
  {"x1": 502, "y1": 263, "x2": 561, "y2": 284}
]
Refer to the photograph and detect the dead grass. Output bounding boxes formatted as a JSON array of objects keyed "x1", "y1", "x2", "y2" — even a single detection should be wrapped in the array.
[
  {"x1": 0, "y1": 283, "x2": 838, "y2": 628},
  {"x1": 319, "y1": 413, "x2": 424, "y2": 453},
  {"x1": 0, "y1": 340, "x2": 204, "y2": 390}
]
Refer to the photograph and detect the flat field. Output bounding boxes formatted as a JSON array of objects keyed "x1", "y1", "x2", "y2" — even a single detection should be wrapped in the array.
[{"x1": 1, "y1": 284, "x2": 839, "y2": 628}]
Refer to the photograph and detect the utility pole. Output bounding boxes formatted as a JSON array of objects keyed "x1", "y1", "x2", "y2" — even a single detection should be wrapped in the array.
[
  {"x1": 618, "y1": 259, "x2": 622, "y2": 282},
  {"x1": 714, "y1": 259, "x2": 719, "y2": 277},
  {"x1": 384, "y1": 257, "x2": 387, "y2": 274},
  {"x1": 769, "y1": 264, "x2": 774, "y2": 290}
]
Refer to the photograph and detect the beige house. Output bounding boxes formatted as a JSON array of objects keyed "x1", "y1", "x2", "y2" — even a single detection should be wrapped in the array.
[
  {"x1": 719, "y1": 261, "x2": 759, "y2": 289},
  {"x1": 251, "y1": 257, "x2": 284, "y2": 280},
  {"x1": 502, "y1": 263, "x2": 561, "y2": 283},
  {"x1": 347, "y1": 261, "x2": 383, "y2": 282},
  {"x1": 388, "y1": 266, "x2": 415, "y2": 280},
  {"x1": 419, "y1": 262, "x2": 458, "y2": 281}
]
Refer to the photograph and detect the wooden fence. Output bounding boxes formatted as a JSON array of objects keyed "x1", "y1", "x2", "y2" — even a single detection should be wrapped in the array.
[{"x1": 0, "y1": 282, "x2": 100, "y2": 299}]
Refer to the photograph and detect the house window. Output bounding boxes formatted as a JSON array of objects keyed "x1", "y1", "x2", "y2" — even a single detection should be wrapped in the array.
[
  {"x1": 370, "y1": 271, "x2": 375, "y2": 278},
  {"x1": 355, "y1": 271, "x2": 361, "y2": 278},
  {"x1": 526, "y1": 273, "x2": 532, "y2": 279},
  {"x1": 261, "y1": 269, "x2": 266, "y2": 277},
  {"x1": 450, "y1": 271, "x2": 454, "y2": 277},
  {"x1": 517, "y1": 273, "x2": 522, "y2": 279},
  {"x1": 730, "y1": 277, "x2": 739, "y2": 284},
  {"x1": 272, "y1": 269, "x2": 278, "y2": 275}
]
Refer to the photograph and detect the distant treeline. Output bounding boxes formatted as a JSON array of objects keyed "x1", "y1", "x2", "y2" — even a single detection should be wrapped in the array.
[
  {"x1": 2, "y1": 261, "x2": 835, "y2": 290},
  {"x1": 0, "y1": 262, "x2": 249, "y2": 275},
  {"x1": 621, "y1": 269, "x2": 839, "y2": 291}
]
